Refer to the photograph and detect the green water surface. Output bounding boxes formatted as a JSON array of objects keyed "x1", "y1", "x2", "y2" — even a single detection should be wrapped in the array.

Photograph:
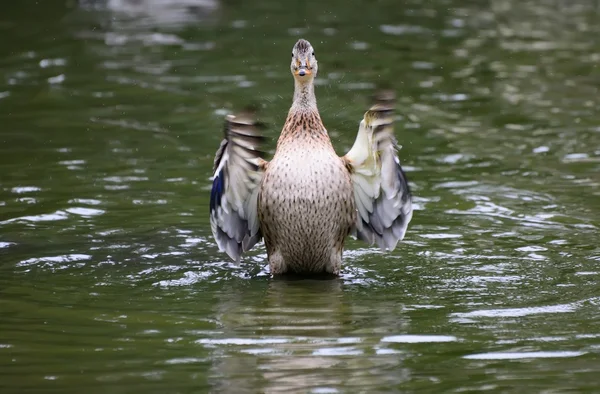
[{"x1": 1, "y1": 0, "x2": 600, "y2": 392}]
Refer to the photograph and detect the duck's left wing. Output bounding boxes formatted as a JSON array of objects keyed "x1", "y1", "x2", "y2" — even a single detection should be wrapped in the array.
[
  {"x1": 342, "y1": 92, "x2": 413, "y2": 250},
  {"x1": 210, "y1": 113, "x2": 266, "y2": 262}
]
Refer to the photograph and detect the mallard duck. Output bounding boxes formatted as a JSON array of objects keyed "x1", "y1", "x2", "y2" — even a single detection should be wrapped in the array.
[{"x1": 210, "y1": 39, "x2": 413, "y2": 275}]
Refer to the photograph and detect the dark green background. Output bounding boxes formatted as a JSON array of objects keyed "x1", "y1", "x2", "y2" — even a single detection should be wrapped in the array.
[{"x1": 1, "y1": 0, "x2": 599, "y2": 392}]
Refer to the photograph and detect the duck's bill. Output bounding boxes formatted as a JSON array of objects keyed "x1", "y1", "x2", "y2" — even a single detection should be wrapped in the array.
[{"x1": 294, "y1": 67, "x2": 312, "y2": 77}]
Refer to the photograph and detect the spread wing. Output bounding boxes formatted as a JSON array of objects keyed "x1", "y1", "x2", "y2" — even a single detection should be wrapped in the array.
[
  {"x1": 343, "y1": 91, "x2": 413, "y2": 250},
  {"x1": 209, "y1": 112, "x2": 266, "y2": 262}
]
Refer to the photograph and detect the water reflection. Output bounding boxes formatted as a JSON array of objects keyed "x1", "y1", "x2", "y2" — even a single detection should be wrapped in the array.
[{"x1": 204, "y1": 279, "x2": 415, "y2": 392}]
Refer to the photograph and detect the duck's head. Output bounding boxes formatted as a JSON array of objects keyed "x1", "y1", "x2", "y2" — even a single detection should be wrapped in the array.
[{"x1": 291, "y1": 39, "x2": 318, "y2": 82}]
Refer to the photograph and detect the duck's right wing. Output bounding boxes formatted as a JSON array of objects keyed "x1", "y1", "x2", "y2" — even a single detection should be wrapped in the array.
[
  {"x1": 209, "y1": 113, "x2": 267, "y2": 262},
  {"x1": 342, "y1": 92, "x2": 413, "y2": 250}
]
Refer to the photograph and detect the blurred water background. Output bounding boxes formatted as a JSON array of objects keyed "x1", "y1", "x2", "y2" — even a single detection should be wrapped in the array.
[{"x1": 1, "y1": 0, "x2": 600, "y2": 392}]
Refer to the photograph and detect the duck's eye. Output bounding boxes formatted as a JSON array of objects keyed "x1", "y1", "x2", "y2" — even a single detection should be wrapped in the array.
[
  {"x1": 291, "y1": 53, "x2": 294, "y2": 58},
  {"x1": 312, "y1": 52, "x2": 315, "y2": 56}
]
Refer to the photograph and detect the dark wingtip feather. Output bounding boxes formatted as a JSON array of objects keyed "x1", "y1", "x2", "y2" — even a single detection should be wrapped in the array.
[
  {"x1": 371, "y1": 90, "x2": 396, "y2": 111},
  {"x1": 212, "y1": 139, "x2": 228, "y2": 173},
  {"x1": 365, "y1": 90, "x2": 395, "y2": 127}
]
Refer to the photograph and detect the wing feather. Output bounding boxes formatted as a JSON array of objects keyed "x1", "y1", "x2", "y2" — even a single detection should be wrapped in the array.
[
  {"x1": 209, "y1": 112, "x2": 266, "y2": 262},
  {"x1": 343, "y1": 91, "x2": 413, "y2": 251}
]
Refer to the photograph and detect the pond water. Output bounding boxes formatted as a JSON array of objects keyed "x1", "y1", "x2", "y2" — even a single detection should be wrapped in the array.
[{"x1": 1, "y1": 0, "x2": 600, "y2": 392}]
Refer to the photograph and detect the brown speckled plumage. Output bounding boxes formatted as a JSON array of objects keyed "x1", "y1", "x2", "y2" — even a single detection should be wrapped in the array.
[
  {"x1": 259, "y1": 108, "x2": 355, "y2": 275},
  {"x1": 209, "y1": 39, "x2": 413, "y2": 276}
]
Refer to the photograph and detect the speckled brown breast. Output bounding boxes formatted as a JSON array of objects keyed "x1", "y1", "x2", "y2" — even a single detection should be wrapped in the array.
[{"x1": 258, "y1": 132, "x2": 356, "y2": 275}]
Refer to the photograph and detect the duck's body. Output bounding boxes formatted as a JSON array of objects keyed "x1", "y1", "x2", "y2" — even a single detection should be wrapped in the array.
[
  {"x1": 259, "y1": 108, "x2": 355, "y2": 275},
  {"x1": 209, "y1": 39, "x2": 413, "y2": 276}
]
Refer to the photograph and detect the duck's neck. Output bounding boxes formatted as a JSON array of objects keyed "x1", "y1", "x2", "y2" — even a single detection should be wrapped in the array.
[
  {"x1": 291, "y1": 79, "x2": 318, "y2": 112},
  {"x1": 278, "y1": 78, "x2": 330, "y2": 145}
]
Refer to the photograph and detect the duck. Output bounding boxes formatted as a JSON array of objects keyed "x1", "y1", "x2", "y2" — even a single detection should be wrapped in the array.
[{"x1": 210, "y1": 38, "x2": 413, "y2": 276}]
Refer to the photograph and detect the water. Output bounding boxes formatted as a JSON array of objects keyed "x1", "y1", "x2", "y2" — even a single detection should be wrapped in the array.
[{"x1": 1, "y1": 0, "x2": 600, "y2": 392}]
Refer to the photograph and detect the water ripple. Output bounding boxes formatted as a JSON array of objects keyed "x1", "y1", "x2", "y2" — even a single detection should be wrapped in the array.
[
  {"x1": 381, "y1": 335, "x2": 458, "y2": 343},
  {"x1": 464, "y1": 351, "x2": 586, "y2": 360},
  {"x1": 451, "y1": 298, "x2": 600, "y2": 320},
  {"x1": 17, "y1": 254, "x2": 92, "y2": 269},
  {"x1": 2, "y1": 210, "x2": 69, "y2": 224}
]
